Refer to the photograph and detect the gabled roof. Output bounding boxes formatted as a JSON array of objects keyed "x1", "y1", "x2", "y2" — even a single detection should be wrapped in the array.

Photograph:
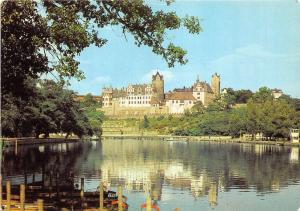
[
  {"x1": 166, "y1": 91, "x2": 196, "y2": 101},
  {"x1": 127, "y1": 84, "x2": 152, "y2": 95},
  {"x1": 193, "y1": 81, "x2": 214, "y2": 93}
]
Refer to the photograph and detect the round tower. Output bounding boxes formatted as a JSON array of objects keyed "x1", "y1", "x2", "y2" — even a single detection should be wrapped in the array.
[
  {"x1": 211, "y1": 73, "x2": 220, "y2": 96},
  {"x1": 152, "y1": 72, "x2": 164, "y2": 104}
]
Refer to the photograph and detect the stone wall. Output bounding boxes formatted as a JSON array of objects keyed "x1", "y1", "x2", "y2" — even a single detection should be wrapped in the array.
[{"x1": 99, "y1": 100, "x2": 169, "y2": 118}]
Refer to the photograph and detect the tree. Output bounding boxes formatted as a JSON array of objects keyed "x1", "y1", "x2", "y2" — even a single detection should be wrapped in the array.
[
  {"x1": 235, "y1": 89, "x2": 253, "y2": 104},
  {"x1": 143, "y1": 115, "x2": 150, "y2": 128},
  {"x1": 222, "y1": 92, "x2": 236, "y2": 108},
  {"x1": 191, "y1": 101, "x2": 205, "y2": 114},
  {"x1": 1, "y1": 0, "x2": 201, "y2": 98},
  {"x1": 81, "y1": 93, "x2": 97, "y2": 107},
  {"x1": 83, "y1": 106, "x2": 105, "y2": 138},
  {"x1": 197, "y1": 112, "x2": 231, "y2": 136},
  {"x1": 1, "y1": 0, "x2": 201, "y2": 138},
  {"x1": 207, "y1": 97, "x2": 227, "y2": 112},
  {"x1": 228, "y1": 107, "x2": 249, "y2": 137},
  {"x1": 246, "y1": 98, "x2": 297, "y2": 139},
  {"x1": 1, "y1": 78, "x2": 94, "y2": 138},
  {"x1": 252, "y1": 87, "x2": 273, "y2": 103}
]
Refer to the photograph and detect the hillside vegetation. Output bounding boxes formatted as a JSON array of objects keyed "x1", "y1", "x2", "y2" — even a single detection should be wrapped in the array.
[{"x1": 139, "y1": 87, "x2": 300, "y2": 139}]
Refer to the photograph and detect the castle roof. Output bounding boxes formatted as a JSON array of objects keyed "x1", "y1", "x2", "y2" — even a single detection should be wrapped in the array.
[
  {"x1": 152, "y1": 71, "x2": 163, "y2": 80},
  {"x1": 193, "y1": 81, "x2": 214, "y2": 93},
  {"x1": 173, "y1": 87, "x2": 193, "y2": 92},
  {"x1": 128, "y1": 84, "x2": 152, "y2": 95},
  {"x1": 112, "y1": 89, "x2": 127, "y2": 98},
  {"x1": 166, "y1": 91, "x2": 196, "y2": 101},
  {"x1": 271, "y1": 88, "x2": 283, "y2": 93}
]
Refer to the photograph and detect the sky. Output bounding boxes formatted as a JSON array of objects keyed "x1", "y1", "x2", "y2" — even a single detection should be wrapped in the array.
[{"x1": 69, "y1": 0, "x2": 300, "y2": 98}]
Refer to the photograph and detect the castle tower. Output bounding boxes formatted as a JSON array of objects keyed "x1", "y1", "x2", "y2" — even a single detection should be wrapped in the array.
[
  {"x1": 152, "y1": 72, "x2": 164, "y2": 104},
  {"x1": 211, "y1": 73, "x2": 220, "y2": 96},
  {"x1": 102, "y1": 87, "x2": 113, "y2": 107}
]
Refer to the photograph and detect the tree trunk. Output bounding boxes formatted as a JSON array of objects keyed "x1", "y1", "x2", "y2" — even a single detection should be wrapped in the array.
[{"x1": 35, "y1": 131, "x2": 39, "y2": 139}]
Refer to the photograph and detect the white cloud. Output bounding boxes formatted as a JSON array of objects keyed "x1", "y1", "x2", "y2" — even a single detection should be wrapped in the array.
[
  {"x1": 92, "y1": 76, "x2": 111, "y2": 84},
  {"x1": 209, "y1": 44, "x2": 299, "y2": 72},
  {"x1": 142, "y1": 69, "x2": 174, "y2": 83},
  {"x1": 235, "y1": 44, "x2": 287, "y2": 58}
]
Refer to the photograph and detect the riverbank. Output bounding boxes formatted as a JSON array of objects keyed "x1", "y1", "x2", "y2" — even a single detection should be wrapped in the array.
[
  {"x1": 102, "y1": 134, "x2": 300, "y2": 147},
  {"x1": 1, "y1": 135, "x2": 299, "y2": 148},
  {"x1": 1, "y1": 137, "x2": 81, "y2": 147}
]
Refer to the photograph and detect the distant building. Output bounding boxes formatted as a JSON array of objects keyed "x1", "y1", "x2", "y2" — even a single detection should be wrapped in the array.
[
  {"x1": 165, "y1": 91, "x2": 195, "y2": 114},
  {"x1": 101, "y1": 72, "x2": 221, "y2": 117},
  {"x1": 165, "y1": 73, "x2": 220, "y2": 114},
  {"x1": 272, "y1": 89, "x2": 283, "y2": 99},
  {"x1": 102, "y1": 72, "x2": 164, "y2": 108},
  {"x1": 290, "y1": 129, "x2": 299, "y2": 143},
  {"x1": 211, "y1": 73, "x2": 221, "y2": 96}
]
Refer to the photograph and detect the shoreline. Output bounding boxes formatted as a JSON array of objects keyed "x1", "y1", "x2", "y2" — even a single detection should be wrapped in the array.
[
  {"x1": 1, "y1": 138, "x2": 81, "y2": 147},
  {"x1": 101, "y1": 134, "x2": 300, "y2": 147},
  {"x1": 1, "y1": 135, "x2": 299, "y2": 148}
]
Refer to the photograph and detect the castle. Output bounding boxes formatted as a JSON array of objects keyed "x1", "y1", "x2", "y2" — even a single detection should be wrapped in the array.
[{"x1": 101, "y1": 72, "x2": 220, "y2": 117}]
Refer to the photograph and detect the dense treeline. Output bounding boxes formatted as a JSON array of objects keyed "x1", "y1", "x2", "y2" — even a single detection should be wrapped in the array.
[
  {"x1": 1, "y1": 79, "x2": 104, "y2": 138},
  {"x1": 144, "y1": 87, "x2": 300, "y2": 139}
]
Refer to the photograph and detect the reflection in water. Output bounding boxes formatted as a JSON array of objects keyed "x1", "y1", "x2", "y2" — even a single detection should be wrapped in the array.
[
  {"x1": 290, "y1": 147, "x2": 299, "y2": 164},
  {"x1": 2, "y1": 140, "x2": 300, "y2": 211}
]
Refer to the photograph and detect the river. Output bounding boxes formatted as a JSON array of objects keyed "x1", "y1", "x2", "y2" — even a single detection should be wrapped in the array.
[{"x1": 2, "y1": 139, "x2": 300, "y2": 210}]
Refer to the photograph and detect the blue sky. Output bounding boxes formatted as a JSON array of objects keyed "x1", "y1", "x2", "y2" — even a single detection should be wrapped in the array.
[{"x1": 70, "y1": 0, "x2": 300, "y2": 98}]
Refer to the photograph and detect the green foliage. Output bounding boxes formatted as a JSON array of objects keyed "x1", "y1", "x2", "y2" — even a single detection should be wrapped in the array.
[
  {"x1": 183, "y1": 109, "x2": 191, "y2": 116},
  {"x1": 80, "y1": 93, "x2": 102, "y2": 108},
  {"x1": 143, "y1": 87, "x2": 299, "y2": 139},
  {"x1": 191, "y1": 101, "x2": 205, "y2": 114},
  {"x1": 77, "y1": 94, "x2": 104, "y2": 138},
  {"x1": 251, "y1": 87, "x2": 273, "y2": 103},
  {"x1": 143, "y1": 115, "x2": 150, "y2": 128},
  {"x1": 220, "y1": 88, "x2": 253, "y2": 106},
  {"x1": 206, "y1": 97, "x2": 227, "y2": 112},
  {"x1": 235, "y1": 89, "x2": 253, "y2": 104},
  {"x1": 1, "y1": 0, "x2": 200, "y2": 138},
  {"x1": 157, "y1": 115, "x2": 165, "y2": 121},
  {"x1": 1, "y1": 0, "x2": 201, "y2": 98},
  {"x1": 222, "y1": 92, "x2": 237, "y2": 108},
  {"x1": 246, "y1": 98, "x2": 297, "y2": 138},
  {"x1": 83, "y1": 106, "x2": 104, "y2": 138},
  {"x1": 183, "y1": 16, "x2": 202, "y2": 34},
  {"x1": 1, "y1": 78, "x2": 94, "y2": 138}
]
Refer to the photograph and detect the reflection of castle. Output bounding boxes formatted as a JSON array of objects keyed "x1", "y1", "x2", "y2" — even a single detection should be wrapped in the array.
[
  {"x1": 101, "y1": 72, "x2": 220, "y2": 116},
  {"x1": 97, "y1": 140, "x2": 220, "y2": 207},
  {"x1": 208, "y1": 182, "x2": 218, "y2": 208},
  {"x1": 5, "y1": 140, "x2": 300, "y2": 210},
  {"x1": 290, "y1": 147, "x2": 299, "y2": 164}
]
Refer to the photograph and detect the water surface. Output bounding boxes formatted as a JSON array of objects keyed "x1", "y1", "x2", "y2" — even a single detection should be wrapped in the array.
[{"x1": 2, "y1": 140, "x2": 300, "y2": 210}]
